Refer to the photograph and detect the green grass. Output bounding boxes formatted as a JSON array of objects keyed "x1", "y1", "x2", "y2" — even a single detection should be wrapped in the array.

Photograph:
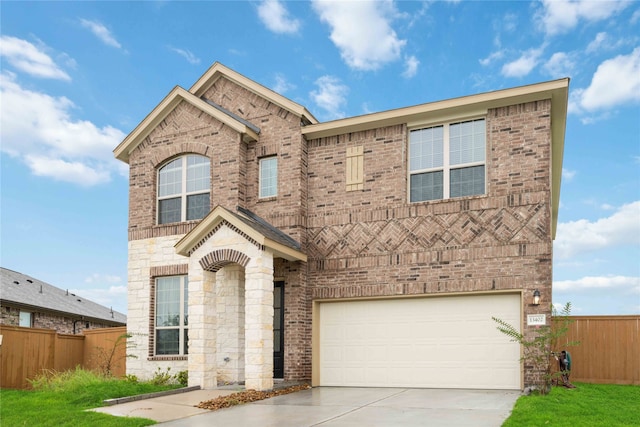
[
  {"x1": 0, "y1": 368, "x2": 181, "y2": 427},
  {"x1": 503, "y1": 382, "x2": 640, "y2": 427}
]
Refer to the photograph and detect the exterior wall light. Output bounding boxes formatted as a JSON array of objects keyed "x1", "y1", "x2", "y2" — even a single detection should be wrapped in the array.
[{"x1": 533, "y1": 289, "x2": 541, "y2": 306}]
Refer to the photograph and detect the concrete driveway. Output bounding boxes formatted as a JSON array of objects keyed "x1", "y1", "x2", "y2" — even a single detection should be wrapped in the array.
[{"x1": 157, "y1": 387, "x2": 520, "y2": 427}]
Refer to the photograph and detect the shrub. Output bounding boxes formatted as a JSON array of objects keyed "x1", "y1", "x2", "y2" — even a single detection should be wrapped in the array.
[{"x1": 176, "y1": 370, "x2": 188, "y2": 387}]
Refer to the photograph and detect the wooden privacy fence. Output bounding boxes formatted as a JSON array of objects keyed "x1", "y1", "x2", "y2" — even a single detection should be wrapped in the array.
[
  {"x1": 554, "y1": 315, "x2": 639, "y2": 385},
  {"x1": 0, "y1": 325, "x2": 127, "y2": 389}
]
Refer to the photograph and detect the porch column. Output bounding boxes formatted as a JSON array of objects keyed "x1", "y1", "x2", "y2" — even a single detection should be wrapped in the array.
[
  {"x1": 244, "y1": 252, "x2": 274, "y2": 391},
  {"x1": 188, "y1": 268, "x2": 217, "y2": 389}
]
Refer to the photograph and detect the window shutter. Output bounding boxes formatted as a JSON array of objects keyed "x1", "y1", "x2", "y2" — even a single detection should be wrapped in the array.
[{"x1": 346, "y1": 146, "x2": 364, "y2": 191}]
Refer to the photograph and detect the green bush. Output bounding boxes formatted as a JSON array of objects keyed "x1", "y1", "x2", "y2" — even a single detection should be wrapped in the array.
[{"x1": 176, "y1": 370, "x2": 188, "y2": 387}]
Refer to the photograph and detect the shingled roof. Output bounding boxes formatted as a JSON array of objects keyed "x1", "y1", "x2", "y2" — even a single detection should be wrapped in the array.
[{"x1": 0, "y1": 268, "x2": 126, "y2": 325}]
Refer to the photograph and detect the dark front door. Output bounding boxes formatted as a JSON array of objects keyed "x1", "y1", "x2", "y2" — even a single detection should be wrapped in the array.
[{"x1": 273, "y1": 281, "x2": 285, "y2": 378}]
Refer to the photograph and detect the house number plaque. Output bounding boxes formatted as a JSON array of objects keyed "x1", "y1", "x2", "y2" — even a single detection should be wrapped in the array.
[{"x1": 527, "y1": 314, "x2": 546, "y2": 326}]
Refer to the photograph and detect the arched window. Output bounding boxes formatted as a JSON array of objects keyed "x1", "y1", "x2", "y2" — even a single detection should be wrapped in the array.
[{"x1": 157, "y1": 155, "x2": 210, "y2": 224}]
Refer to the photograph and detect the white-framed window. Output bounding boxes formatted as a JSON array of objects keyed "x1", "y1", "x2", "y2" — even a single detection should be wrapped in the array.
[
  {"x1": 155, "y1": 276, "x2": 188, "y2": 355},
  {"x1": 19, "y1": 311, "x2": 32, "y2": 327},
  {"x1": 409, "y1": 118, "x2": 486, "y2": 202},
  {"x1": 259, "y1": 156, "x2": 278, "y2": 198},
  {"x1": 158, "y1": 155, "x2": 210, "y2": 224}
]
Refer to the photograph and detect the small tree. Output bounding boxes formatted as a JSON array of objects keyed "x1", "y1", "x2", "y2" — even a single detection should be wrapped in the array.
[
  {"x1": 92, "y1": 333, "x2": 137, "y2": 376},
  {"x1": 492, "y1": 302, "x2": 578, "y2": 394}
]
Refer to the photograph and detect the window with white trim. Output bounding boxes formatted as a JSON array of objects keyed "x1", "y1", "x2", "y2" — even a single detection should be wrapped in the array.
[
  {"x1": 259, "y1": 156, "x2": 278, "y2": 198},
  {"x1": 155, "y1": 276, "x2": 188, "y2": 355},
  {"x1": 409, "y1": 118, "x2": 486, "y2": 202},
  {"x1": 158, "y1": 155, "x2": 210, "y2": 224},
  {"x1": 19, "y1": 311, "x2": 32, "y2": 327}
]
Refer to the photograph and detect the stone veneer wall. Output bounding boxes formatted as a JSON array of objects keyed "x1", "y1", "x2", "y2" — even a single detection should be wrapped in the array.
[{"x1": 126, "y1": 235, "x2": 189, "y2": 379}]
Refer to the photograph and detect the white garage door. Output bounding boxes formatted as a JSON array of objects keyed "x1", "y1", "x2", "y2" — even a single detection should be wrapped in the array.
[{"x1": 319, "y1": 293, "x2": 521, "y2": 389}]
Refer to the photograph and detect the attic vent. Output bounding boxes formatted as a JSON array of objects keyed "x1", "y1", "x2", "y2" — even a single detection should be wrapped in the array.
[
  {"x1": 77, "y1": 299, "x2": 82, "y2": 302},
  {"x1": 26, "y1": 279, "x2": 33, "y2": 283},
  {"x1": 13, "y1": 281, "x2": 19, "y2": 285}
]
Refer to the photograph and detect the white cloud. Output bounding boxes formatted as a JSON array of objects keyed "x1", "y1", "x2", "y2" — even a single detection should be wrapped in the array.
[
  {"x1": 536, "y1": 0, "x2": 631, "y2": 36},
  {"x1": 312, "y1": 0, "x2": 406, "y2": 71},
  {"x1": 272, "y1": 73, "x2": 295, "y2": 94},
  {"x1": 0, "y1": 72, "x2": 126, "y2": 186},
  {"x1": 257, "y1": 0, "x2": 301, "y2": 34},
  {"x1": 79, "y1": 18, "x2": 122, "y2": 49},
  {"x1": 586, "y1": 32, "x2": 608, "y2": 53},
  {"x1": 168, "y1": 46, "x2": 200, "y2": 64},
  {"x1": 85, "y1": 273, "x2": 122, "y2": 284},
  {"x1": 562, "y1": 168, "x2": 576, "y2": 181},
  {"x1": 577, "y1": 47, "x2": 640, "y2": 111},
  {"x1": 479, "y1": 50, "x2": 505, "y2": 67},
  {"x1": 0, "y1": 36, "x2": 70, "y2": 80},
  {"x1": 402, "y1": 55, "x2": 419, "y2": 78},
  {"x1": 554, "y1": 275, "x2": 639, "y2": 293},
  {"x1": 310, "y1": 75, "x2": 348, "y2": 120},
  {"x1": 25, "y1": 156, "x2": 111, "y2": 186},
  {"x1": 543, "y1": 52, "x2": 575, "y2": 78},
  {"x1": 554, "y1": 201, "x2": 640, "y2": 259},
  {"x1": 501, "y1": 46, "x2": 545, "y2": 77}
]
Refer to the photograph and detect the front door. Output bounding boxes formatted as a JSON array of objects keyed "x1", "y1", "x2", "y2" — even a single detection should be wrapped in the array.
[{"x1": 273, "y1": 281, "x2": 284, "y2": 378}]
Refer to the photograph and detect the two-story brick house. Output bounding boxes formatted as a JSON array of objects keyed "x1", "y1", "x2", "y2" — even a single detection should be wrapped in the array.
[{"x1": 114, "y1": 62, "x2": 568, "y2": 391}]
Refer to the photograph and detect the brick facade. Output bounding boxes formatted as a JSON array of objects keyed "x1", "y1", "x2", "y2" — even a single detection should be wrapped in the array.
[{"x1": 118, "y1": 64, "x2": 566, "y2": 390}]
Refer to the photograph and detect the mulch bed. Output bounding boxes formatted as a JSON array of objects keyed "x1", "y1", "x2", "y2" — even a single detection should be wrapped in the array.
[{"x1": 196, "y1": 384, "x2": 311, "y2": 411}]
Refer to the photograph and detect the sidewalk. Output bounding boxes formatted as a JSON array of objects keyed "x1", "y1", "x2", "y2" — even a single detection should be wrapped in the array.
[
  {"x1": 90, "y1": 381, "x2": 306, "y2": 423},
  {"x1": 91, "y1": 387, "x2": 242, "y2": 423}
]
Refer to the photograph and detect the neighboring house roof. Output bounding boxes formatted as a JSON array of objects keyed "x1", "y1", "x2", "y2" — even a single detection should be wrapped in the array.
[
  {"x1": 0, "y1": 267, "x2": 126, "y2": 325},
  {"x1": 175, "y1": 205, "x2": 306, "y2": 262},
  {"x1": 301, "y1": 78, "x2": 570, "y2": 240}
]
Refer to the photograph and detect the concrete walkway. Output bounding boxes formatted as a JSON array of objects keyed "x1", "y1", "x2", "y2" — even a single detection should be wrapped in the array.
[{"x1": 95, "y1": 386, "x2": 520, "y2": 426}]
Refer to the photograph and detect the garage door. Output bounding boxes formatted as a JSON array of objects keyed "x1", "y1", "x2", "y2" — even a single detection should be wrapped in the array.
[{"x1": 318, "y1": 293, "x2": 521, "y2": 389}]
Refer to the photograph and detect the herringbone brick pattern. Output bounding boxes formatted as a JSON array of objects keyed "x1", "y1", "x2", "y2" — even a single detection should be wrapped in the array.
[{"x1": 308, "y1": 204, "x2": 547, "y2": 260}]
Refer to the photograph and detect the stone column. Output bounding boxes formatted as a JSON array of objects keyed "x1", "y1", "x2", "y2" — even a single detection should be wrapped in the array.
[
  {"x1": 188, "y1": 267, "x2": 218, "y2": 389},
  {"x1": 216, "y1": 265, "x2": 245, "y2": 383},
  {"x1": 244, "y1": 252, "x2": 274, "y2": 391}
]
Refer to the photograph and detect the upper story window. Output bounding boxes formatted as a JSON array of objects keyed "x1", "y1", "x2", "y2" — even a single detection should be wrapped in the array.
[
  {"x1": 409, "y1": 118, "x2": 486, "y2": 203},
  {"x1": 259, "y1": 156, "x2": 278, "y2": 198},
  {"x1": 158, "y1": 155, "x2": 210, "y2": 224},
  {"x1": 155, "y1": 276, "x2": 188, "y2": 356}
]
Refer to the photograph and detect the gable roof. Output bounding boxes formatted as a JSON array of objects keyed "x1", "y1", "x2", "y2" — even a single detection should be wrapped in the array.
[
  {"x1": 114, "y1": 62, "x2": 318, "y2": 164},
  {"x1": 0, "y1": 267, "x2": 126, "y2": 325},
  {"x1": 175, "y1": 205, "x2": 306, "y2": 262},
  {"x1": 114, "y1": 86, "x2": 260, "y2": 163},
  {"x1": 189, "y1": 62, "x2": 318, "y2": 125}
]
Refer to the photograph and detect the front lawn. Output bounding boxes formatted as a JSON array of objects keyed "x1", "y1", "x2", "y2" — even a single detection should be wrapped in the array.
[
  {"x1": 503, "y1": 383, "x2": 640, "y2": 427},
  {"x1": 0, "y1": 368, "x2": 181, "y2": 427}
]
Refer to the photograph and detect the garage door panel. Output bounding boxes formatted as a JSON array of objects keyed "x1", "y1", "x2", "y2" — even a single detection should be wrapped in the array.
[{"x1": 319, "y1": 293, "x2": 521, "y2": 389}]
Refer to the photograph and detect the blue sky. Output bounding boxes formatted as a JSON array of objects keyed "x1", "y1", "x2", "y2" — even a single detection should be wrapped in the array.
[{"x1": 1, "y1": 0, "x2": 638, "y2": 316}]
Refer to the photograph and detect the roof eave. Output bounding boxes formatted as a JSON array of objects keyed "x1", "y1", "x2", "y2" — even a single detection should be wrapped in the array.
[
  {"x1": 174, "y1": 206, "x2": 306, "y2": 262},
  {"x1": 114, "y1": 86, "x2": 258, "y2": 163},
  {"x1": 0, "y1": 299, "x2": 126, "y2": 325},
  {"x1": 302, "y1": 79, "x2": 570, "y2": 139}
]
